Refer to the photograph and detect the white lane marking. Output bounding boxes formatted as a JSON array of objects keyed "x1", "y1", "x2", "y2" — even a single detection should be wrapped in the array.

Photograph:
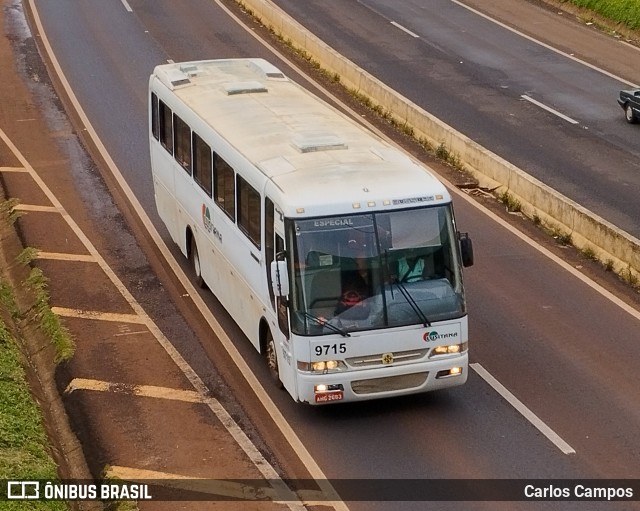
[
  {"x1": 120, "y1": 0, "x2": 132, "y2": 13},
  {"x1": 521, "y1": 94, "x2": 579, "y2": 124},
  {"x1": 0, "y1": 166, "x2": 29, "y2": 173},
  {"x1": 65, "y1": 378, "x2": 205, "y2": 403},
  {"x1": 471, "y1": 363, "x2": 576, "y2": 455},
  {"x1": 391, "y1": 21, "x2": 419, "y2": 38},
  {"x1": 113, "y1": 329, "x2": 148, "y2": 337},
  {"x1": 14, "y1": 203, "x2": 58, "y2": 212},
  {"x1": 620, "y1": 40, "x2": 640, "y2": 53},
  {"x1": 37, "y1": 251, "x2": 96, "y2": 262},
  {"x1": 51, "y1": 307, "x2": 145, "y2": 324},
  {"x1": 450, "y1": 0, "x2": 640, "y2": 88}
]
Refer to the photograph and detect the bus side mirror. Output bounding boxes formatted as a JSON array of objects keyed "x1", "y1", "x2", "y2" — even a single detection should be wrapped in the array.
[
  {"x1": 270, "y1": 260, "x2": 290, "y2": 297},
  {"x1": 459, "y1": 232, "x2": 474, "y2": 267}
]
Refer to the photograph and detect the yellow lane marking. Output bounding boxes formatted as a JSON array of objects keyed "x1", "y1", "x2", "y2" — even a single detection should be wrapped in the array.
[
  {"x1": 65, "y1": 378, "x2": 205, "y2": 403},
  {"x1": 37, "y1": 251, "x2": 96, "y2": 262},
  {"x1": 106, "y1": 465, "x2": 330, "y2": 505},
  {"x1": 51, "y1": 307, "x2": 144, "y2": 324},
  {"x1": 14, "y1": 203, "x2": 58, "y2": 212}
]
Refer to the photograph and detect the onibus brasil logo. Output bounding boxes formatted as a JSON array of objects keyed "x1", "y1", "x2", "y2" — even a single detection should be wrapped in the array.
[{"x1": 423, "y1": 330, "x2": 459, "y2": 342}]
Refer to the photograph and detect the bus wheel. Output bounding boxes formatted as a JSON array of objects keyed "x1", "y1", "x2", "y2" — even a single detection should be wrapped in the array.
[
  {"x1": 190, "y1": 237, "x2": 206, "y2": 288},
  {"x1": 265, "y1": 332, "x2": 284, "y2": 389}
]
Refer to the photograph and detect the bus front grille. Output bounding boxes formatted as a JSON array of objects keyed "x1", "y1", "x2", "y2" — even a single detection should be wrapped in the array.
[
  {"x1": 351, "y1": 372, "x2": 428, "y2": 395},
  {"x1": 346, "y1": 348, "x2": 429, "y2": 368}
]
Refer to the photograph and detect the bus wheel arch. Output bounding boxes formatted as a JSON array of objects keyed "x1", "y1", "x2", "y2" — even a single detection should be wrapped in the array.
[
  {"x1": 260, "y1": 319, "x2": 283, "y2": 389},
  {"x1": 186, "y1": 227, "x2": 206, "y2": 289}
]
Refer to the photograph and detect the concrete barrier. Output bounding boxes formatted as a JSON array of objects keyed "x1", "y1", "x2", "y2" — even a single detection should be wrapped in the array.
[{"x1": 239, "y1": 0, "x2": 640, "y2": 281}]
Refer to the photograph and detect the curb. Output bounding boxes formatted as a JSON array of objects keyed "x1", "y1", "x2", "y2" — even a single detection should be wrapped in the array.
[{"x1": 238, "y1": 0, "x2": 640, "y2": 281}]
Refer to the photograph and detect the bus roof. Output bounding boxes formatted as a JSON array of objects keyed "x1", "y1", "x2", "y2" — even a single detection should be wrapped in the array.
[{"x1": 151, "y1": 59, "x2": 451, "y2": 217}]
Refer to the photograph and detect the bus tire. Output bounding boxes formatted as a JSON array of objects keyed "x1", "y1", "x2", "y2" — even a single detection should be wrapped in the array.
[
  {"x1": 190, "y1": 237, "x2": 206, "y2": 289},
  {"x1": 265, "y1": 331, "x2": 284, "y2": 389}
]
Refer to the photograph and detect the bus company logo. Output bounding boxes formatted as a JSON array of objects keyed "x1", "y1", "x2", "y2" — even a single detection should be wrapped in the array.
[
  {"x1": 202, "y1": 204, "x2": 213, "y2": 233},
  {"x1": 422, "y1": 330, "x2": 459, "y2": 342}
]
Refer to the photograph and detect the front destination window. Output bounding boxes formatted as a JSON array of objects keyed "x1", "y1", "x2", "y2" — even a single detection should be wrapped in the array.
[{"x1": 288, "y1": 206, "x2": 466, "y2": 335}]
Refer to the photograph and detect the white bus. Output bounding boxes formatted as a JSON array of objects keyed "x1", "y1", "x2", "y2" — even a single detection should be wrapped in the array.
[{"x1": 149, "y1": 58, "x2": 474, "y2": 405}]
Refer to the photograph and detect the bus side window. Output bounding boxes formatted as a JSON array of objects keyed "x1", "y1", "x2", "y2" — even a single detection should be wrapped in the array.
[
  {"x1": 173, "y1": 114, "x2": 191, "y2": 173},
  {"x1": 159, "y1": 100, "x2": 173, "y2": 154},
  {"x1": 237, "y1": 175, "x2": 261, "y2": 248},
  {"x1": 151, "y1": 93, "x2": 159, "y2": 141},
  {"x1": 275, "y1": 233, "x2": 288, "y2": 339},
  {"x1": 192, "y1": 132, "x2": 212, "y2": 197},
  {"x1": 265, "y1": 197, "x2": 275, "y2": 309},
  {"x1": 214, "y1": 153, "x2": 236, "y2": 221}
]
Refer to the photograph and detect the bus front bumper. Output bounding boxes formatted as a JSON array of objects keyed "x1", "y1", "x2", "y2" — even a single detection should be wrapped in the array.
[{"x1": 296, "y1": 353, "x2": 468, "y2": 405}]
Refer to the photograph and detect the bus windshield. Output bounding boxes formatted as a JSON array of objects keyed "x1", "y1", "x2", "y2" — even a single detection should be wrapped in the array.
[{"x1": 288, "y1": 205, "x2": 466, "y2": 336}]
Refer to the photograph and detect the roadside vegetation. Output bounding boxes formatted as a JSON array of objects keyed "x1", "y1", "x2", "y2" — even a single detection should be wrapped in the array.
[
  {"x1": 562, "y1": 0, "x2": 640, "y2": 31},
  {"x1": 0, "y1": 199, "x2": 71, "y2": 510}
]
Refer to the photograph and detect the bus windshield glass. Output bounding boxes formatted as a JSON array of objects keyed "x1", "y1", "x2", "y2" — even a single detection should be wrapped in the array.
[{"x1": 288, "y1": 205, "x2": 466, "y2": 336}]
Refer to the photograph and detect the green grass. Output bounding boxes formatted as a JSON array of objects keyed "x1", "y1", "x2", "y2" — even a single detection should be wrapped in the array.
[
  {"x1": 498, "y1": 191, "x2": 522, "y2": 213},
  {"x1": 0, "y1": 199, "x2": 72, "y2": 509},
  {"x1": 563, "y1": 0, "x2": 640, "y2": 31},
  {"x1": 22, "y1": 267, "x2": 75, "y2": 363},
  {"x1": 0, "y1": 321, "x2": 69, "y2": 511}
]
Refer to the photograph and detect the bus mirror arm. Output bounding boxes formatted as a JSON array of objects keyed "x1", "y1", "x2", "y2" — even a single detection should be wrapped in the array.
[
  {"x1": 271, "y1": 260, "x2": 290, "y2": 297},
  {"x1": 458, "y1": 232, "x2": 474, "y2": 267}
]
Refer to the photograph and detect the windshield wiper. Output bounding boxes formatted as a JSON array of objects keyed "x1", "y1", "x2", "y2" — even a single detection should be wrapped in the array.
[
  {"x1": 394, "y1": 279, "x2": 431, "y2": 327},
  {"x1": 302, "y1": 312, "x2": 351, "y2": 337}
]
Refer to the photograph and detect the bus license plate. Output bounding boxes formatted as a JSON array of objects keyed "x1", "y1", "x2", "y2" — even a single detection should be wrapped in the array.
[{"x1": 315, "y1": 391, "x2": 344, "y2": 403}]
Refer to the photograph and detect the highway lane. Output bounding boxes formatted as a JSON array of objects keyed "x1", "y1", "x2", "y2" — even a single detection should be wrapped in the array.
[
  {"x1": 270, "y1": 0, "x2": 640, "y2": 240},
  {"x1": 24, "y1": 0, "x2": 640, "y2": 508}
]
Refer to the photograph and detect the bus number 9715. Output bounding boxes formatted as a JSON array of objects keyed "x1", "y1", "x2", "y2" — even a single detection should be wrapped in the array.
[{"x1": 314, "y1": 343, "x2": 347, "y2": 357}]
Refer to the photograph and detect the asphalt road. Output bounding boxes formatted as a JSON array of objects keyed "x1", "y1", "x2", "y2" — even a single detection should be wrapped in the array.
[
  {"x1": 271, "y1": 0, "x2": 640, "y2": 239},
  {"x1": 18, "y1": 0, "x2": 640, "y2": 509}
]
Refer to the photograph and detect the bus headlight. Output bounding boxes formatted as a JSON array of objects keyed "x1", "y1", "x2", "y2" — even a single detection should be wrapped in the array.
[
  {"x1": 297, "y1": 360, "x2": 347, "y2": 373},
  {"x1": 429, "y1": 342, "x2": 468, "y2": 358},
  {"x1": 436, "y1": 367, "x2": 463, "y2": 379}
]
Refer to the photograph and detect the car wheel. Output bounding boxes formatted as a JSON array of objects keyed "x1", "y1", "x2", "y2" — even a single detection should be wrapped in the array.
[
  {"x1": 625, "y1": 104, "x2": 637, "y2": 124},
  {"x1": 265, "y1": 332, "x2": 284, "y2": 389},
  {"x1": 190, "y1": 237, "x2": 206, "y2": 288}
]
